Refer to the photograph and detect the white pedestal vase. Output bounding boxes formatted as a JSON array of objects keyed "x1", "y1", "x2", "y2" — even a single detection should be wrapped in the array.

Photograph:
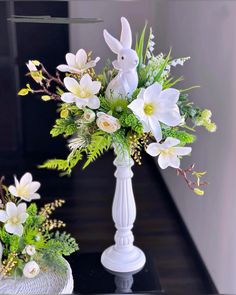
[{"x1": 101, "y1": 147, "x2": 146, "y2": 272}]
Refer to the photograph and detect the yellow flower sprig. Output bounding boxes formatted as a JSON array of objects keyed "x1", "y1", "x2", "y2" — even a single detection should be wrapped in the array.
[{"x1": 39, "y1": 199, "x2": 65, "y2": 218}]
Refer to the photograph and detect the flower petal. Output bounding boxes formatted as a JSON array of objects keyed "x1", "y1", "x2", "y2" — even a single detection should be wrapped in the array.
[
  {"x1": 31, "y1": 193, "x2": 41, "y2": 200},
  {"x1": 8, "y1": 185, "x2": 18, "y2": 197},
  {"x1": 86, "y1": 96, "x2": 100, "y2": 109},
  {"x1": 148, "y1": 117, "x2": 162, "y2": 141},
  {"x1": 137, "y1": 88, "x2": 145, "y2": 100},
  {"x1": 128, "y1": 98, "x2": 145, "y2": 121},
  {"x1": 61, "y1": 92, "x2": 76, "y2": 103},
  {"x1": 146, "y1": 143, "x2": 161, "y2": 157},
  {"x1": 158, "y1": 88, "x2": 180, "y2": 105},
  {"x1": 163, "y1": 137, "x2": 180, "y2": 148},
  {"x1": 80, "y1": 74, "x2": 92, "y2": 87},
  {"x1": 5, "y1": 223, "x2": 23, "y2": 236},
  {"x1": 17, "y1": 203, "x2": 27, "y2": 214},
  {"x1": 158, "y1": 154, "x2": 170, "y2": 169},
  {"x1": 75, "y1": 98, "x2": 88, "y2": 109},
  {"x1": 56, "y1": 64, "x2": 70, "y2": 72},
  {"x1": 158, "y1": 108, "x2": 181, "y2": 126},
  {"x1": 75, "y1": 49, "x2": 87, "y2": 68},
  {"x1": 90, "y1": 81, "x2": 101, "y2": 94},
  {"x1": 144, "y1": 82, "x2": 162, "y2": 103},
  {"x1": 20, "y1": 173, "x2": 32, "y2": 186},
  {"x1": 6, "y1": 202, "x2": 17, "y2": 217},
  {"x1": 168, "y1": 155, "x2": 180, "y2": 168},
  {"x1": 174, "y1": 146, "x2": 192, "y2": 156},
  {"x1": 64, "y1": 77, "x2": 80, "y2": 94},
  {"x1": 65, "y1": 53, "x2": 76, "y2": 66},
  {"x1": 19, "y1": 212, "x2": 29, "y2": 223},
  {"x1": 29, "y1": 181, "x2": 41, "y2": 194},
  {"x1": 0, "y1": 210, "x2": 8, "y2": 222}
]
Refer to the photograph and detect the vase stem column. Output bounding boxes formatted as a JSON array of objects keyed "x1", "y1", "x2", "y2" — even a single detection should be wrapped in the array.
[{"x1": 101, "y1": 149, "x2": 146, "y2": 272}]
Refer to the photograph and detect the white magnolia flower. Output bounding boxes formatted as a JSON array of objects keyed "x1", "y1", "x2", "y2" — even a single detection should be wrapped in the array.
[
  {"x1": 57, "y1": 49, "x2": 100, "y2": 74},
  {"x1": 61, "y1": 74, "x2": 101, "y2": 109},
  {"x1": 23, "y1": 245, "x2": 36, "y2": 256},
  {"x1": 23, "y1": 261, "x2": 40, "y2": 278},
  {"x1": 96, "y1": 112, "x2": 120, "y2": 134},
  {"x1": 0, "y1": 202, "x2": 28, "y2": 236},
  {"x1": 146, "y1": 137, "x2": 192, "y2": 169},
  {"x1": 128, "y1": 82, "x2": 181, "y2": 141},
  {"x1": 8, "y1": 172, "x2": 41, "y2": 202},
  {"x1": 26, "y1": 60, "x2": 43, "y2": 84}
]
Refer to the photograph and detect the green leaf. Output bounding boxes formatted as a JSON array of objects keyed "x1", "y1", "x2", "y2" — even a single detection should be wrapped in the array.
[
  {"x1": 18, "y1": 88, "x2": 29, "y2": 96},
  {"x1": 136, "y1": 22, "x2": 147, "y2": 75},
  {"x1": 50, "y1": 118, "x2": 78, "y2": 138},
  {"x1": 154, "y1": 48, "x2": 172, "y2": 82},
  {"x1": 83, "y1": 131, "x2": 111, "y2": 169}
]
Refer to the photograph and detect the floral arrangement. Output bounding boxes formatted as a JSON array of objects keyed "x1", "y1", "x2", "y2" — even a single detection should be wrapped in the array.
[
  {"x1": 0, "y1": 173, "x2": 78, "y2": 279},
  {"x1": 18, "y1": 17, "x2": 216, "y2": 195}
]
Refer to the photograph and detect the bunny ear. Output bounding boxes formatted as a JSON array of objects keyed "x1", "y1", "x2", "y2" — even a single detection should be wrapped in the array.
[
  {"x1": 120, "y1": 17, "x2": 132, "y2": 49},
  {"x1": 103, "y1": 29, "x2": 123, "y2": 54}
]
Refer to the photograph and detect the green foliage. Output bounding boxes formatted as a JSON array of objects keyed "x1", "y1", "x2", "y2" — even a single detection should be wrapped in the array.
[
  {"x1": 177, "y1": 93, "x2": 202, "y2": 123},
  {"x1": 135, "y1": 23, "x2": 147, "y2": 75},
  {"x1": 112, "y1": 129, "x2": 130, "y2": 156},
  {"x1": 50, "y1": 118, "x2": 78, "y2": 138},
  {"x1": 49, "y1": 231, "x2": 79, "y2": 256},
  {"x1": 162, "y1": 128, "x2": 196, "y2": 145},
  {"x1": 119, "y1": 110, "x2": 143, "y2": 135},
  {"x1": 0, "y1": 228, "x2": 20, "y2": 252},
  {"x1": 100, "y1": 97, "x2": 129, "y2": 115},
  {"x1": 154, "y1": 49, "x2": 171, "y2": 83},
  {"x1": 39, "y1": 149, "x2": 83, "y2": 175},
  {"x1": 83, "y1": 131, "x2": 112, "y2": 169},
  {"x1": 26, "y1": 203, "x2": 38, "y2": 215},
  {"x1": 163, "y1": 76, "x2": 184, "y2": 90}
]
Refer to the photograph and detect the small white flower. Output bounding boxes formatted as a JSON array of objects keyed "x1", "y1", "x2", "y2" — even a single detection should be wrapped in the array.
[
  {"x1": 8, "y1": 172, "x2": 41, "y2": 202},
  {"x1": 128, "y1": 82, "x2": 181, "y2": 141},
  {"x1": 26, "y1": 60, "x2": 43, "y2": 84},
  {"x1": 146, "y1": 137, "x2": 192, "y2": 169},
  {"x1": 0, "y1": 202, "x2": 28, "y2": 237},
  {"x1": 23, "y1": 245, "x2": 36, "y2": 256},
  {"x1": 96, "y1": 112, "x2": 120, "y2": 134},
  {"x1": 23, "y1": 261, "x2": 40, "y2": 279},
  {"x1": 61, "y1": 74, "x2": 101, "y2": 110},
  {"x1": 83, "y1": 109, "x2": 95, "y2": 123},
  {"x1": 57, "y1": 49, "x2": 100, "y2": 74}
]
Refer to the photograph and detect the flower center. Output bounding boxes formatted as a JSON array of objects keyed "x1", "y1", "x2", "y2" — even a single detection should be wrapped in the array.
[
  {"x1": 76, "y1": 86, "x2": 92, "y2": 99},
  {"x1": 9, "y1": 216, "x2": 20, "y2": 225},
  {"x1": 17, "y1": 186, "x2": 30, "y2": 197},
  {"x1": 103, "y1": 122, "x2": 110, "y2": 127},
  {"x1": 161, "y1": 147, "x2": 175, "y2": 157},
  {"x1": 144, "y1": 103, "x2": 155, "y2": 116}
]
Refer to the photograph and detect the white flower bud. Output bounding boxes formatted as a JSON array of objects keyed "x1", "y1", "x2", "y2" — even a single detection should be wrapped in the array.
[
  {"x1": 23, "y1": 245, "x2": 36, "y2": 256},
  {"x1": 83, "y1": 109, "x2": 95, "y2": 123},
  {"x1": 23, "y1": 261, "x2": 40, "y2": 278}
]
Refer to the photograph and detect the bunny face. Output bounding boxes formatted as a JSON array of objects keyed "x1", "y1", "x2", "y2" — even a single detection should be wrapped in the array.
[{"x1": 117, "y1": 48, "x2": 139, "y2": 71}]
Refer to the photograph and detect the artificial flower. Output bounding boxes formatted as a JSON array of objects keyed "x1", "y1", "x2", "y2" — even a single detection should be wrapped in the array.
[
  {"x1": 146, "y1": 137, "x2": 192, "y2": 169},
  {"x1": 0, "y1": 202, "x2": 28, "y2": 236},
  {"x1": 61, "y1": 74, "x2": 101, "y2": 109},
  {"x1": 8, "y1": 172, "x2": 41, "y2": 202},
  {"x1": 23, "y1": 245, "x2": 36, "y2": 256},
  {"x1": 26, "y1": 60, "x2": 44, "y2": 84},
  {"x1": 83, "y1": 109, "x2": 96, "y2": 123},
  {"x1": 23, "y1": 261, "x2": 40, "y2": 278},
  {"x1": 57, "y1": 49, "x2": 100, "y2": 74},
  {"x1": 128, "y1": 82, "x2": 181, "y2": 140},
  {"x1": 96, "y1": 112, "x2": 120, "y2": 134}
]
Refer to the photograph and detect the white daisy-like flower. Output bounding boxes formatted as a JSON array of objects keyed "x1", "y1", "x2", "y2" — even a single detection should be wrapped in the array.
[
  {"x1": 57, "y1": 49, "x2": 100, "y2": 74},
  {"x1": 146, "y1": 137, "x2": 192, "y2": 169},
  {"x1": 8, "y1": 172, "x2": 41, "y2": 202},
  {"x1": 0, "y1": 202, "x2": 28, "y2": 237},
  {"x1": 23, "y1": 261, "x2": 40, "y2": 278},
  {"x1": 61, "y1": 74, "x2": 101, "y2": 109},
  {"x1": 23, "y1": 245, "x2": 36, "y2": 256},
  {"x1": 128, "y1": 82, "x2": 181, "y2": 141}
]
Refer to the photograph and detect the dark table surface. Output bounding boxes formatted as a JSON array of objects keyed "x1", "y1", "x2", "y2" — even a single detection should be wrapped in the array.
[{"x1": 67, "y1": 251, "x2": 165, "y2": 294}]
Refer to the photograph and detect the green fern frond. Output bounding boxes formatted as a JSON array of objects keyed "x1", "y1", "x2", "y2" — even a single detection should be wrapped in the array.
[{"x1": 83, "y1": 131, "x2": 112, "y2": 169}]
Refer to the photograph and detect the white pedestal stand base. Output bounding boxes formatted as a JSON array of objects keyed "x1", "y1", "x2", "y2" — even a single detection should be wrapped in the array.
[{"x1": 101, "y1": 148, "x2": 146, "y2": 273}]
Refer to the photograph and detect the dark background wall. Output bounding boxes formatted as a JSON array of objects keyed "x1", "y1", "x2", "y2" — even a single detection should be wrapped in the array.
[{"x1": 0, "y1": 1, "x2": 69, "y2": 157}]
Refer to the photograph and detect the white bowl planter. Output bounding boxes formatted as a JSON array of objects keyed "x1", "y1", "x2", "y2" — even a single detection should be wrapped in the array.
[{"x1": 0, "y1": 259, "x2": 73, "y2": 294}]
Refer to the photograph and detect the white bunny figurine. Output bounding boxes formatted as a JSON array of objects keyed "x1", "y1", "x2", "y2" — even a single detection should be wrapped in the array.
[{"x1": 103, "y1": 17, "x2": 139, "y2": 99}]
